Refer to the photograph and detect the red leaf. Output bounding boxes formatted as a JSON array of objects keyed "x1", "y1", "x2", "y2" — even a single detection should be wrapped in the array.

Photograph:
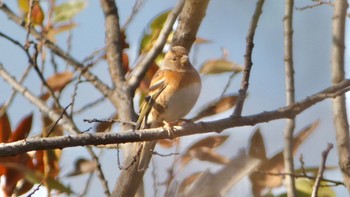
[
  {"x1": 8, "y1": 113, "x2": 33, "y2": 142},
  {"x1": 0, "y1": 111, "x2": 12, "y2": 143}
]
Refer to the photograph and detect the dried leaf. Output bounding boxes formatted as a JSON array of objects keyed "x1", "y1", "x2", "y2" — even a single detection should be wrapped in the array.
[
  {"x1": 95, "y1": 113, "x2": 118, "y2": 133},
  {"x1": 249, "y1": 128, "x2": 267, "y2": 160},
  {"x1": 191, "y1": 94, "x2": 238, "y2": 121},
  {"x1": 250, "y1": 121, "x2": 320, "y2": 195},
  {"x1": 47, "y1": 23, "x2": 77, "y2": 42},
  {"x1": 292, "y1": 120, "x2": 319, "y2": 155},
  {"x1": 0, "y1": 111, "x2": 12, "y2": 143},
  {"x1": 8, "y1": 113, "x2": 33, "y2": 142},
  {"x1": 200, "y1": 59, "x2": 243, "y2": 74},
  {"x1": 53, "y1": 0, "x2": 87, "y2": 22},
  {"x1": 41, "y1": 72, "x2": 74, "y2": 100},
  {"x1": 66, "y1": 158, "x2": 96, "y2": 176},
  {"x1": 46, "y1": 72, "x2": 74, "y2": 92},
  {"x1": 180, "y1": 136, "x2": 229, "y2": 166},
  {"x1": 178, "y1": 172, "x2": 202, "y2": 193},
  {"x1": 187, "y1": 135, "x2": 229, "y2": 150},
  {"x1": 190, "y1": 147, "x2": 230, "y2": 165}
]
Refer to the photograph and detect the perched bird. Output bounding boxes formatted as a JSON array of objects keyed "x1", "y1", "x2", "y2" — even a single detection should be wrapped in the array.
[{"x1": 137, "y1": 46, "x2": 201, "y2": 171}]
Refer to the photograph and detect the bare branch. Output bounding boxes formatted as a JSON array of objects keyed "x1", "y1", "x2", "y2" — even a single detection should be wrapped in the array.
[
  {"x1": 100, "y1": 0, "x2": 126, "y2": 87},
  {"x1": 1, "y1": 78, "x2": 350, "y2": 156},
  {"x1": 331, "y1": 0, "x2": 350, "y2": 192},
  {"x1": 233, "y1": 0, "x2": 265, "y2": 117},
  {"x1": 311, "y1": 143, "x2": 334, "y2": 197},
  {"x1": 283, "y1": 0, "x2": 297, "y2": 196},
  {"x1": 171, "y1": 0, "x2": 210, "y2": 50}
]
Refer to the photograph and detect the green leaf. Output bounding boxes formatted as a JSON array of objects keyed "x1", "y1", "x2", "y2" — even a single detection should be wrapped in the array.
[
  {"x1": 53, "y1": 0, "x2": 87, "y2": 22},
  {"x1": 139, "y1": 10, "x2": 171, "y2": 53},
  {"x1": 277, "y1": 178, "x2": 336, "y2": 197}
]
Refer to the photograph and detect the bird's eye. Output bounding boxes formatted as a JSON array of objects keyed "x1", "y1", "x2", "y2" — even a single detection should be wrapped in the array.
[{"x1": 172, "y1": 57, "x2": 177, "y2": 61}]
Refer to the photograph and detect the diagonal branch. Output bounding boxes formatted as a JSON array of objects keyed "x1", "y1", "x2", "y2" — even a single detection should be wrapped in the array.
[
  {"x1": 1, "y1": 78, "x2": 350, "y2": 157},
  {"x1": 127, "y1": 0, "x2": 186, "y2": 93}
]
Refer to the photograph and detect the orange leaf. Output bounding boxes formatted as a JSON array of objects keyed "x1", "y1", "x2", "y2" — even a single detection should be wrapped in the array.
[
  {"x1": 191, "y1": 94, "x2": 238, "y2": 121},
  {"x1": 8, "y1": 113, "x2": 33, "y2": 142},
  {"x1": 46, "y1": 72, "x2": 74, "y2": 92},
  {"x1": 31, "y1": 1, "x2": 44, "y2": 26},
  {"x1": 0, "y1": 111, "x2": 12, "y2": 143},
  {"x1": 200, "y1": 59, "x2": 243, "y2": 74},
  {"x1": 41, "y1": 72, "x2": 74, "y2": 100}
]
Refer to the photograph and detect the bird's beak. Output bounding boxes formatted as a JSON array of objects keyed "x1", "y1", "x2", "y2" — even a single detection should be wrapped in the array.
[{"x1": 180, "y1": 55, "x2": 189, "y2": 64}]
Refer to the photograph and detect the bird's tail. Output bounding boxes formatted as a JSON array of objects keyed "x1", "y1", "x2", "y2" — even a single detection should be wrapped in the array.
[{"x1": 137, "y1": 141, "x2": 157, "y2": 171}]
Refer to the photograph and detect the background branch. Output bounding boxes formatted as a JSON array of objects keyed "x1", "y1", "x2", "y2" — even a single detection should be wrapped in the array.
[{"x1": 331, "y1": 0, "x2": 350, "y2": 192}]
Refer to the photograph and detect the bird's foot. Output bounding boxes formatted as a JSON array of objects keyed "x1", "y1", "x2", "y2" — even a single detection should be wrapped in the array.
[{"x1": 162, "y1": 121, "x2": 177, "y2": 139}]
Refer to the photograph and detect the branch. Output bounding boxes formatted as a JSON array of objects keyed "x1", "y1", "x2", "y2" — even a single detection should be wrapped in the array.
[
  {"x1": 127, "y1": 0, "x2": 185, "y2": 93},
  {"x1": 1, "y1": 78, "x2": 350, "y2": 156},
  {"x1": 311, "y1": 143, "x2": 333, "y2": 197},
  {"x1": 171, "y1": 0, "x2": 209, "y2": 50},
  {"x1": 233, "y1": 0, "x2": 265, "y2": 116},
  {"x1": 283, "y1": 0, "x2": 297, "y2": 196},
  {"x1": 330, "y1": 0, "x2": 350, "y2": 192},
  {"x1": 100, "y1": 0, "x2": 126, "y2": 86},
  {"x1": 0, "y1": 2, "x2": 115, "y2": 106}
]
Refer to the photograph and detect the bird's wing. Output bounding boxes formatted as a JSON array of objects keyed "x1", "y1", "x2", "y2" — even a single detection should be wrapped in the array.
[{"x1": 136, "y1": 79, "x2": 167, "y2": 129}]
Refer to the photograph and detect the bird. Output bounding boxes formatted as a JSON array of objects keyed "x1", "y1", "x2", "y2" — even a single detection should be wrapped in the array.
[{"x1": 136, "y1": 45, "x2": 201, "y2": 171}]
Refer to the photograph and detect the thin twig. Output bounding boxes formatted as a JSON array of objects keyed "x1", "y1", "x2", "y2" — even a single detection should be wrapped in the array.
[
  {"x1": 232, "y1": 0, "x2": 265, "y2": 117},
  {"x1": 27, "y1": 180, "x2": 44, "y2": 197},
  {"x1": 24, "y1": 0, "x2": 34, "y2": 49},
  {"x1": 0, "y1": 64, "x2": 32, "y2": 116},
  {"x1": 296, "y1": 0, "x2": 333, "y2": 11},
  {"x1": 122, "y1": 0, "x2": 146, "y2": 29},
  {"x1": 283, "y1": 0, "x2": 296, "y2": 196},
  {"x1": 83, "y1": 118, "x2": 137, "y2": 126},
  {"x1": 79, "y1": 172, "x2": 94, "y2": 197},
  {"x1": 220, "y1": 72, "x2": 238, "y2": 98},
  {"x1": 311, "y1": 143, "x2": 334, "y2": 197},
  {"x1": 46, "y1": 103, "x2": 72, "y2": 137},
  {"x1": 257, "y1": 168, "x2": 343, "y2": 187},
  {"x1": 73, "y1": 97, "x2": 106, "y2": 115}
]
